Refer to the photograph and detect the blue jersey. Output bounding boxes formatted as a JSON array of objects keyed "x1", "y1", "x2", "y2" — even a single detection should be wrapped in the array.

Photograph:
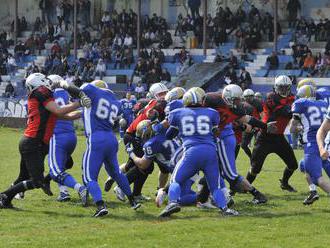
[
  {"x1": 168, "y1": 107, "x2": 219, "y2": 148},
  {"x1": 165, "y1": 99, "x2": 184, "y2": 116},
  {"x1": 120, "y1": 98, "x2": 136, "y2": 120},
  {"x1": 81, "y1": 84, "x2": 121, "y2": 136},
  {"x1": 53, "y1": 88, "x2": 75, "y2": 134},
  {"x1": 143, "y1": 132, "x2": 181, "y2": 172},
  {"x1": 220, "y1": 124, "x2": 234, "y2": 138},
  {"x1": 316, "y1": 88, "x2": 330, "y2": 107},
  {"x1": 292, "y1": 98, "x2": 327, "y2": 150}
]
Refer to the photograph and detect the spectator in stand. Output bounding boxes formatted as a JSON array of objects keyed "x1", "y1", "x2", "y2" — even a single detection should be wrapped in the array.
[
  {"x1": 4, "y1": 82, "x2": 15, "y2": 98},
  {"x1": 14, "y1": 42, "x2": 26, "y2": 63},
  {"x1": 159, "y1": 30, "x2": 173, "y2": 48},
  {"x1": 123, "y1": 33, "x2": 133, "y2": 48},
  {"x1": 188, "y1": 0, "x2": 201, "y2": 20},
  {"x1": 264, "y1": 51, "x2": 279, "y2": 77},
  {"x1": 34, "y1": 17, "x2": 43, "y2": 32},
  {"x1": 51, "y1": 41, "x2": 62, "y2": 56},
  {"x1": 132, "y1": 59, "x2": 147, "y2": 81},
  {"x1": 228, "y1": 52, "x2": 239, "y2": 69},
  {"x1": 26, "y1": 61, "x2": 40, "y2": 77},
  {"x1": 313, "y1": 52, "x2": 326, "y2": 77},
  {"x1": 287, "y1": 0, "x2": 301, "y2": 28},
  {"x1": 239, "y1": 67, "x2": 252, "y2": 90},
  {"x1": 145, "y1": 68, "x2": 161, "y2": 90},
  {"x1": 126, "y1": 79, "x2": 135, "y2": 92},
  {"x1": 225, "y1": 67, "x2": 238, "y2": 84},
  {"x1": 54, "y1": 24, "x2": 63, "y2": 40},
  {"x1": 160, "y1": 68, "x2": 171, "y2": 82},
  {"x1": 56, "y1": 1, "x2": 64, "y2": 27},
  {"x1": 121, "y1": 48, "x2": 133, "y2": 69},
  {"x1": 20, "y1": 16, "x2": 28, "y2": 32},
  {"x1": 62, "y1": 0, "x2": 73, "y2": 31},
  {"x1": 47, "y1": 23, "x2": 55, "y2": 41},
  {"x1": 25, "y1": 35, "x2": 36, "y2": 55},
  {"x1": 301, "y1": 52, "x2": 315, "y2": 76},
  {"x1": 81, "y1": 60, "x2": 95, "y2": 82},
  {"x1": 101, "y1": 11, "x2": 111, "y2": 30},
  {"x1": 322, "y1": 53, "x2": 330, "y2": 77},
  {"x1": 173, "y1": 47, "x2": 188, "y2": 64},
  {"x1": 135, "y1": 81, "x2": 145, "y2": 99},
  {"x1": 94, "y1": 59, "x2": 106, "y2": 79},
  {"x1": 6, "y1": 54, "x2": 17, "y2": 76}
]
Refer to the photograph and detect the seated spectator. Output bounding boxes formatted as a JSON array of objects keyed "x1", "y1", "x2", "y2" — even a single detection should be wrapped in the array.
[
  {"x1": 6, "y1": 54, "x2": 17, "y2": 76},
  {"x1": 323, "y1": 54, "x2": 330, "y2": 77},
  {"x1": 145, "y1": 68, "x2": 161, "y2": 90},
  {"x1": 101, "y1": 11, "x2": 111, "y2": 29},
  {"x1": 228, "y1": 52, "x2": 239, "y2": 69},
  {"x1": 264, "y1": 51, "x2": 279, "y2": 77},
  {"x1": 132, "y1": 59, "x2": 147, "y2": 80},
  {"x1": 54, "y1": 24, "x2": 63, "y2": 40},
  {"x1": 160, "y1": 68, "x2": 171, "y2": 82},
  {"x1": 114, "y1": 50, "x2": 123, "y2": 69},
  {"x1": 239, "y1": 67, "x2": 252, "y2": 90},
  {"x1": 25, "y1": 35, "x2": 36, "y2": 55},
  {"x1": 135, "y1": 81, "x2": 145, "y2": 99},
  {"x1": 35, "y1": 34, "x2": 46, "y2": 55},
  {"x1": 173, "y1": 47, "x2": 188, "y2": 64},
  {"x1": 4, "y1": 82, "x2": 15, "y2": 98},
  {"x1": 51, "y1": 41, "x2": 62, "y2": 56},
  {"x1": 94, "y1": 59, "x2": 106, "y2": 79},
  {"x1": 159, "y1": 30, "x2": 173, "y2": 48},
  {"x1": 81, "y1": 60, "x2": 95, "y2": 82},
  {"x1": 14, "y1": 42, "x2": 26, "y2": 63},
  {"x1": 301, "y1": 52, "x2": 315, "y2": 76},
  {"x1": 47, "y1": 23, "x2": 55, "y2": 41},
  {"x1": 225, "y1": 67, "x2": 238, "y2": 84},
  {"x1": 123, "y1": 33, "x2": 133, "y2": 48}
]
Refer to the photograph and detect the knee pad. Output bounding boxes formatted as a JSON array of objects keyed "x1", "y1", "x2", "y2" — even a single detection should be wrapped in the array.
[{"x1": 65, "y1": 156, "x2": 74, "y2": 170}]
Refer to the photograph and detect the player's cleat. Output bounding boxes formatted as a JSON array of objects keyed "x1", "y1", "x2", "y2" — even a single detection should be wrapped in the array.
[
  {"x1": 279, "y1": 179, "x2": 297, "y2": 192},
  {"x1": 134, "y1": 194, "x2": 151, "y2": 203},
  {"x1": 196, "y1": 200, "x2": 218, "y2": 209},
  {"x1": 93, "y1": 204, "x2": 109, "y2": 217},
  {"x1": 159, "y1": 202, "x2": 181, "y2": 218},
  {"x1": 14, "y1": 192, "x2": 25, "y2": 200},
  {"x1": 220, "y1": 207, "x2": 239, "y2": 216},
  {"x1": 0, "y1": 193, "x2": 13, "y2": 209},
  {"x1": 251, "y1": 192, "x2": 268, "y2": 204},
  {"x1": 114, "y1": 186, "x2": 126, "y2": 202},
  {"x1": 104, "y1": 178, "x2": 115, "y2": 192},
  {"x1": 303, "y1": 191, "x2": 319, "y2": 205},
  {"x1": 155, "y1": 188, "x2": 167, "y2": 208},
  {"x1": 78, "y1": 186, "x2": 88, "y2": 207},
  {"x1": 57, "y1": 192, "x2": 71, "y2": 202},
  {"x1": 131, "y1": 202, "x2": 142, "y2": 210},
  {"x1": 41, "y1": 181, "x2": 53, "y2": 196}
]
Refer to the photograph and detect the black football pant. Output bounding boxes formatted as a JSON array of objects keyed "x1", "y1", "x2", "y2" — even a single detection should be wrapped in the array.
[
  {"x1": 246, "y1": 133, "x2": 298, "y2": 185},
  {"x1": 3, "y1": 137, "x2": 49, "y2": 202},
  {"x1": 124, "y1": 136, "x2": 153, "y2": 196}
]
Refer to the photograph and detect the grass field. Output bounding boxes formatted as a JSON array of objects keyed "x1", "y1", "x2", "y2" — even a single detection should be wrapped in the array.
[{"x1": 1, "y1": 127, "x2": 330, "y2": 248}]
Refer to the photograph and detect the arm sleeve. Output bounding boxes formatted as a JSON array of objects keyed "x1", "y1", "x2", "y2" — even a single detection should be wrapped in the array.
[{"x1": 291, "y1": 100, "x2": 304, "y2": 114}]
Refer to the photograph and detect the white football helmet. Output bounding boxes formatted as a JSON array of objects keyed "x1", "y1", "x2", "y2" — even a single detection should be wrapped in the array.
[
  {"x1": 25, "y1": 73, "x2": 51, "y2": 92},
  {"x1": 243, "y1": 89, "x2": 255, "y2": 99},
  {"x1": 47, "y1": 74, "x2": 64, "y2": 85},
  {"x1": 165, "y1": 87, "x2": 186, "y2": 102},
  {"x1": 274, "y1": 75, "x2": 292, "y2": 97},
  {"x1": 149, "y1": 82, "x2": 168, "y2": 100},
  {"x1": 254, "y1": 92, "x2": 263, "y2": 100},
  {"x1": 222, "y1": 84, "x2": 243, "y2": 107}
]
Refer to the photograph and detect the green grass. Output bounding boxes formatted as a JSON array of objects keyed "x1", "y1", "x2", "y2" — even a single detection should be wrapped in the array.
[{"x1": 0, "y1": 127, "x2": 330, "y2": 248}]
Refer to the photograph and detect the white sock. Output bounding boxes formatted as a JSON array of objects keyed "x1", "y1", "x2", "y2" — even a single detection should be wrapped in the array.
[
  {"x1": 74, "y1": 183, "x2": 82, "y2": 192},
  {"x1": 59, "y1": 185, "x2": 69, "y2": 194},
  {"x1": 309, "y1": 184, "x2": 317, "y2": 192},
  {"x1": 221, "y1": 187, "x2": 230, "y2": 198}
]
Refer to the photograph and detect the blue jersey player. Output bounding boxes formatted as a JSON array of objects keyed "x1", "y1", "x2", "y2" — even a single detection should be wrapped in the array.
[
  {"x1": 80, "y1": 80, "x2": 141, "y2": 217},
  {"x1": 47, "y1": 75, "x2": 88, "y2": 205},
  {"x1": 119, "y1": 92, "x2": 137, "y2": 139},
  {"x1": 159, "y1": 87, "x2": 239, "y2": 217},
  {"x1": 290, "y1": 85, "x2": 330, "y2": 205}
]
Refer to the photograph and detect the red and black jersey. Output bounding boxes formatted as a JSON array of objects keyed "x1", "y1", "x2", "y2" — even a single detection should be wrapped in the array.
[
  {"x1": 262, "y1": 92, "x2": 295, "y2": 135},
  {"x1": 203, "y1": 92, "x2": 246, "y2": 131},
  {"x1": 24, "y1": 86, "x2": 57, "y2": 144},
  {"x1": 133, "y1": 98, "x2": 150, "y2": 116},
  {"x1": 246, "y1": 99, "x2": 263, "y2": 119},
  {"x1": 127, "y1": 99, "x2": 166, "y2": 134}
]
